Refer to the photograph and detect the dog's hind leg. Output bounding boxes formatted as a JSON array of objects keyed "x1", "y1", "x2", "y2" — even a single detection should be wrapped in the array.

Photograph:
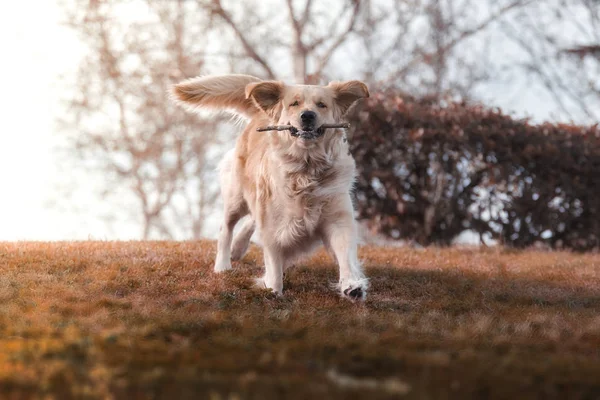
[
  {"x1": 231, "y1": 217, "x2": 255, "y2": 261},
  {"x1": 255, "y1": 244, "x2": 284, "y2": 295},
  {"x1": 214, "y1": 150, "x2": 247, "y2": 273},
  {"x1": 214, "y1": 208, "x2": 246, "y2": 272}
]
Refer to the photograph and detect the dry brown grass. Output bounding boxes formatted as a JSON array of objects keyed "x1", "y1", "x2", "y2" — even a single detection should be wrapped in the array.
[{"x1": 0, "y1": 241, "x2": 599, "y2": 399}]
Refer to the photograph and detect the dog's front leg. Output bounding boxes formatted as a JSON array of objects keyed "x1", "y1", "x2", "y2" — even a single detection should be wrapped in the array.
[
  {"x1": 323, "y1": 216, "x2": 368, "y2": 301},
  {"x1": 214, "y1": 222, "x2": 234, "y2": 273},
  {"x1": 256, "y1": 244, "x2": 284, "y2": 295}
]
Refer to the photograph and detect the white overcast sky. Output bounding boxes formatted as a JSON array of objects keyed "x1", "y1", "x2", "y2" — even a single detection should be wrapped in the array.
[
  {"x1": 0, "y1": 1, "x2": 592, "y2": 241},
  {"x1": 0, "y1": 1, "x2": 98, "y2": 240}
]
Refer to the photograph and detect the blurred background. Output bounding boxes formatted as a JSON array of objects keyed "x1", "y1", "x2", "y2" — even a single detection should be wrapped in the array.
[{"x1": 1, "y1": 0, "x2": 598, "y2": 249}]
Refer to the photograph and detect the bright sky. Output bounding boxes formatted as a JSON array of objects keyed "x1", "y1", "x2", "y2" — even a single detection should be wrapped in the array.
[
  {"x1": 0, "y1": 2, "x2": 58, "y2": 239},
  {"x1": 0, "y1": 1, "x2": 590, "y2": 241},
  {"x1": 0, "y1": 1, "x2": 107, "y2": 240}
]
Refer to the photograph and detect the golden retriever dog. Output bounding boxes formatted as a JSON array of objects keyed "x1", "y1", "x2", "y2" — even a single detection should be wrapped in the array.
[{"x1": 172, "y1": 74, "x2": 369, "y2": 300}]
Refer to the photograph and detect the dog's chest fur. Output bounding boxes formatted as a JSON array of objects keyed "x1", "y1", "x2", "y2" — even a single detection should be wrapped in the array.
[{"x1": 268, "y1": 144, "x2": 354, "y2": 248}]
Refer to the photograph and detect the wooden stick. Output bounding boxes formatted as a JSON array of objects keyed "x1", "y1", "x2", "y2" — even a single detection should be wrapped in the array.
[
  {"x1": 256, "y1": 125, "x2": 295, "y2": 132},
  {"x1": 257, "y1": 123, "x2": 350, "y2": 132}
]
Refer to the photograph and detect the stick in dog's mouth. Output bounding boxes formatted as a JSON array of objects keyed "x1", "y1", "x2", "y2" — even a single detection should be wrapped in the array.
[{"x1": 257, "y1": 123, "x2": 350, "y2": 139}]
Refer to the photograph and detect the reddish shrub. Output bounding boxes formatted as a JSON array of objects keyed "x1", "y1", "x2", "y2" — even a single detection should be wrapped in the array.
[{"x1": 347, "y1": 92, "x2": 600, "y2": 251}]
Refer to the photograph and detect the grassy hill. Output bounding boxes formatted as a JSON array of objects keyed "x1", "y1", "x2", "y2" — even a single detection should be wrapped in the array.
[{"x1": 0, "y1": 241, "x2": 599, "y2": 399}]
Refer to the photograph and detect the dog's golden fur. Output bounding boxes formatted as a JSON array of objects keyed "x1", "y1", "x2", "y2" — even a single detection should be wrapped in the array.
[{"x1": 173, "y1": 74, "x2": 369, "y2": 300}]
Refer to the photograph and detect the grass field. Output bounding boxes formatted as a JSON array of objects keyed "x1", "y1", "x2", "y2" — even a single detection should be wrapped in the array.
[{"x1": 1, "y1": 241, "x2": 599, "y2": 399}]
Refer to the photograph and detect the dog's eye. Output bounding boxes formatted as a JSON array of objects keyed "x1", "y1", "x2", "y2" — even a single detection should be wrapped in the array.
[
  {"x1": 289, "y1": 100, "x2": 299, "y2": 107},
  {"x1": 317, "y1": 102, "x2": 327, "y2": 108}
]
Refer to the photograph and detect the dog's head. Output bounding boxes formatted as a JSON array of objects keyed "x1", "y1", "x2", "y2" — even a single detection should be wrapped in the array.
[{"x1": 246, "y1": 80, "x2": 369, "y2": 139}]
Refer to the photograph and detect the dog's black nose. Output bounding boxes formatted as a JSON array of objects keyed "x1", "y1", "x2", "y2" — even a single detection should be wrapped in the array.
[{"x1": 300, "y1": 111, "x2": 316, "y2": 125}]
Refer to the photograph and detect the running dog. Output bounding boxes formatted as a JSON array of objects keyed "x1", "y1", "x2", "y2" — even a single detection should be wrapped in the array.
[{"x1": 172, "y1": 74, "x2": 369, "y2": 300}]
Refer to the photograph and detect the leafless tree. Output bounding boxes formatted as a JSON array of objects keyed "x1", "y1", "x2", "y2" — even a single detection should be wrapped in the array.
[
  {"x1": 60, "y1": 0, "x2": 228, "y2": 239},
  {"x1": 200, "y1": 0, "x2": 533, "y2": 92},
  {"x1": 199, "y1": 0, "x2": 367, "y2": 84},
  {"x1": 59, "y1": 0, "x2": 557, "y2": 239},
  {"x1": 499, "y1": 0, "x2": 600, "y2": 122},
  {"x1": 361, "y1": 0, "x2": 536, "y2": 99}
]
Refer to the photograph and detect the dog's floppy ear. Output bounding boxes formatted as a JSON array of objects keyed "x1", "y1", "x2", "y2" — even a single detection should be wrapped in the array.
[
  {"x1": 329, "y1": 80, "x2": 370, "y2": 116},
  {"x1": 245, "y1": 81, "x2": 284, "y2": 120},
  {"x1": 171, "y1": 74, "x2": 263, "y2": 118}
]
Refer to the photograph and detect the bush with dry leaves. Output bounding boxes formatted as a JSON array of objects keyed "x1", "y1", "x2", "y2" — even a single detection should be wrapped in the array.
[{"x1": 348, "y1": 92, "x2": 600, "y2": 251}]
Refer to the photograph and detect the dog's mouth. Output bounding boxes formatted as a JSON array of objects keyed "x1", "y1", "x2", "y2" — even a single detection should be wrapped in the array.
[
  {"x1": 289, "y1": 126, "x2": 325, "y2": 140},
  {"x1": 256, "y1": 123, "x2": 350, "y2": 138}
]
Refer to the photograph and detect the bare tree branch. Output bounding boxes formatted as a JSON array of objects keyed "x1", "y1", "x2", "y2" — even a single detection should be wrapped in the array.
[
  {"x1": 388, "y1": 0, "x2": 535, "y2": 83},
  {"x1": 498, "y1": 1, "x2": 600, "y2": 121},
  {"x1": 60, "y1": 0, "x2": 224, "y2": 239},
  {"x1": 312, "y1": 0, "x2": 362, "y2": 80},
  {"x1": 287, "y1": 0, "x2": 307, "y2": 82},
  {"x1": 209, "y1": 0, "x2": 276, "y2": 79}
]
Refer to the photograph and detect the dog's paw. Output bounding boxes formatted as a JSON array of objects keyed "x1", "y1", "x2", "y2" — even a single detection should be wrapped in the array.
[
  {"x1": 254, "y1": 277, "x2": 283, "y2": 297},
  {"x1": 214, "y1": 256, "x2": 232, "y2": 273},
  {"x1": 254, "y1": 277, "x2": 267, "y2": 289},
  {"x1": 340, "y1": 279, "x2": 368, "y2": 302},
  {"x1": 343, "y1": 286, "x2": 365, "y2": 300}
]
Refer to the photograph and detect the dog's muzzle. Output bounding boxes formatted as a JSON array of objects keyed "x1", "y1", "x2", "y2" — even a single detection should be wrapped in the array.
[{"x1": 289, "y1": 126, "x2": 326, "y2": 140}]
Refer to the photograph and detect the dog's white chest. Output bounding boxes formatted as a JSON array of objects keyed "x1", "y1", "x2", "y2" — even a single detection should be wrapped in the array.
[
  {"x1": 275, "y1": 201, "x2": 323, "y2": 247},
  {"x1": 273, "y1": 170, "x2": 332, "y2": 247},
  {"x1": 265, "y1": 145, "x2": 355, "y2": 249}
]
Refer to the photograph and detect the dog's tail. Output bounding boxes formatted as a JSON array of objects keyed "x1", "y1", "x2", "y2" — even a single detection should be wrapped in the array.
[{"x1": 172, "y1": 74, "x2": 263, "y2": 119}]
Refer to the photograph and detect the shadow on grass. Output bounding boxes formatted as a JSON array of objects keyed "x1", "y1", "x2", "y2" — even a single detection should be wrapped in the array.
[{"x1": 283, "y1": 262, "x2": 600, "y2": 314}]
